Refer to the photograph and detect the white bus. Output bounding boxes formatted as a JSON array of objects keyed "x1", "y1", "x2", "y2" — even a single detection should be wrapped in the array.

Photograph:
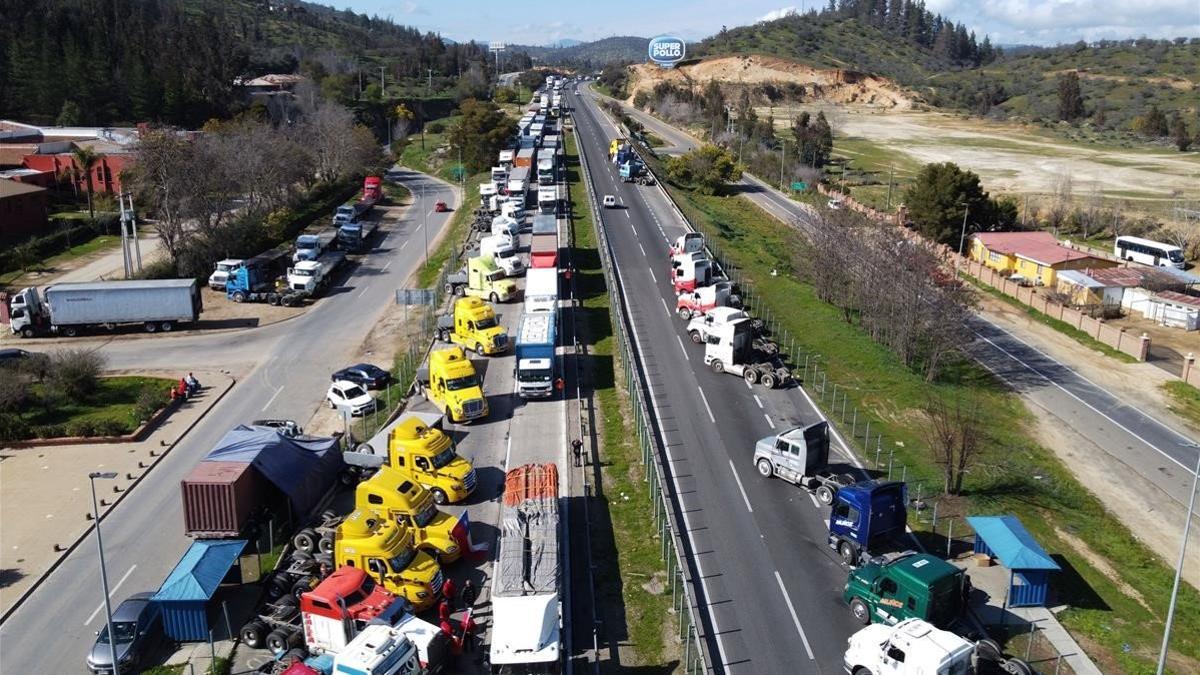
[{"x1": 1113, "y1": 236, "x2": 1185, "y2": 269}]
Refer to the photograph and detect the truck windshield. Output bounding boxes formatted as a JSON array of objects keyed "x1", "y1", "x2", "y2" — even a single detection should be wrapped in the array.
[
  {"x1": 430, "y1": 447, "x2": 458, "y2": 469},
  {"x1": 294, "y1": 269, "x2": 314, "y2": 277},
  {"x1": 475, "y1": 316, "x2": 498, "y2": 329},
  {"x1": 445, "y1": 375, "x2": 478, "y2": 391},
  {"x1": 414, "y1": 503, "x2": 438, "y2": 527},
  {"x1": 518, "y1": 368, "x2": 553, "y2": 383},
  {"x1": 297, "y1": 241, "x2": 315, "y2": 249},
  {"x1": 342, "y1": 577, "x2": 374, "y2": 606},
  {"x1": 387, "y1": 547, "x2": 416, "y2": 573},
  {"x1": 487, "y1": 271, "x2": 505, "y2": 283}
]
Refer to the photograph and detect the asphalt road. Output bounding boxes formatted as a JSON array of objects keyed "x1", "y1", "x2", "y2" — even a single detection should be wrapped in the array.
[
  {"x1": 0, "y1": 168, "x2": 460, "y2": 674},
  {"x1": 596, "y1": 89, "x2": 1200, "y2": 506},
  {"x1": 570, "y1": 88, "x2": 866, "y2": 674}
]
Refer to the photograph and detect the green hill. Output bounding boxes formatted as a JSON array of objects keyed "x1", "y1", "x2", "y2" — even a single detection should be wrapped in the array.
[{"x1": 514, "y1": 36, "x2": 648, "y2": 68}]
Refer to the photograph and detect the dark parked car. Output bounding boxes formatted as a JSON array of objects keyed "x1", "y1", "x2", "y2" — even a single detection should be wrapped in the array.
[
  {"x1": 85, "y1": 592, "x2": 163, "y2": 673},
  {"x1": 331, "y1": 363, "x2": 391, "y2": 389},
  {"x1": 0, "y1": 348, "x2": 32, "y2": 366}
]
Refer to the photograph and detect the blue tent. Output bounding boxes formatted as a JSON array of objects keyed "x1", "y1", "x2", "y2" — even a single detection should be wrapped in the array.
[
  {"x1": 152, "y1": 539, "x2": 246, "y2": 641},
  {"x1": 204, "y1": 425, "x2": 344, "y2": 515},
  {"x1": 967, "y1": 515, "x2": 1061, "y2": 607}
]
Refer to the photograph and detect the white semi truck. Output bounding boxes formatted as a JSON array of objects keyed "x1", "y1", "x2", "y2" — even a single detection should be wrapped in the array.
[
  {"x1": 700, "y1": 312, "x2": 791, "y2": 388},
  {"x1": 844, "y1": 619, "x2": 1031, "y2": 675},
  {"x1": 7, "y1": 279, "x2": 201, "y2": 338},
  {"x1": 286, "y1": 251, "x2": 345, "y2": 296}
]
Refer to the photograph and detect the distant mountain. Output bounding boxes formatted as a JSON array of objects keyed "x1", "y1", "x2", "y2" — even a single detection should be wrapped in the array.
[
  {"x1": 510, "y1": 36, "x2": 648, "y2": 67},
  {"x1": 549, "y1": 38, "x2": 584, "y2": 48}
]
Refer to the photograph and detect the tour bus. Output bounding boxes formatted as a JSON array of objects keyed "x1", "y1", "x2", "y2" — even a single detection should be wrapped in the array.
[{"x1": 1113, "y1": 236, "x2": 1186, "y2": 269}]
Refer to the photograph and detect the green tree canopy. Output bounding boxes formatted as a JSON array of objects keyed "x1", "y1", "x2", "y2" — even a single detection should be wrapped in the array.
[
  {"x1": 450, "y1": 99, "x2": 518, "y2": 173},
  {"x1": 903, "y1": 162, "x2": 993, "y2": 247},
  {"x1": 665, "y1": 145, "x2": 744, "y2": 195},
  {"x1": 1056, "y1": 71, "x2": 1085, "y2": 122}
]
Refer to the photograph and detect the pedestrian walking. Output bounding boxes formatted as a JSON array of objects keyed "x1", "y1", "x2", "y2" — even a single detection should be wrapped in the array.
[
  {"x1": 571, "y1": 438, "x2": 583, "y2": 467},
  {"x1": 458, "y1": 579, "x2": 478, "y2": 610},
  {"x1": 441, "y1": 577, "x2": 456, "y2": 604},
  {"x1": 438, "y1": 599, "x2": 451, "y2": 623}
]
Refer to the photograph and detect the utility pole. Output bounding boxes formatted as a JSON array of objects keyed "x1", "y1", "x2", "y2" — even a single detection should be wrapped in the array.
[
  {"x1": 89, "y1": 472, "x2": 120, "y2": 675},
  {"x1": 886, "y1": 165, "x2": 894, "y2": 211},
  {"x1": 779, "y1": 138, "x2": 787, "y2": 191},
  {"x1": 958, "y1": 203, "x2": 971, "y2": 257},
  {"x1": 379, "y1": 66, "x2": 385, "y2": 97},
  {"x1": 427, "y1": 68, "x2": 432, "y2": 93},
  {"x1": 1157, "y1": 445, "x2": 1200, "y2": 675}
]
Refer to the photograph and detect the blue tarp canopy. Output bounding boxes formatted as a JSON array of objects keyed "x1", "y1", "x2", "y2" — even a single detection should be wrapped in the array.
[
  {"x1": 153, "y1": 539, "x2": 247, "y2": 602},
  {"x1": 204, "y1": 425, "x2": 343, "y2": 515},
  {"x1": 966, "y1": 515, "x2": 1060, "y2": 570}
]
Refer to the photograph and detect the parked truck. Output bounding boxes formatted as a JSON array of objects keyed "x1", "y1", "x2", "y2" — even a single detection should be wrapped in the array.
[
  {"x1": 515, "y1": 147, "x2": 535, "y2": 169},
  {"x1": 515, "y1": 312, "x2": 557, "y2": 399},
  {"x1": 676, "y1": 281, "x2": 739, "y2": 320},
  {"x1": 338, "y1": 217, "x2": 378, "y2": 252},
  {"x1": 208, "y1": 259, "x2": 244, "y2": 291},
  {"x1": 8, "y1": 279, "x2": 201, "y2": 338},
  {"x1": 844, "y1": 552, "x2": 965, "y2": 629},
  {"x1": 415, "y1": 347, "x2": 490, "y2": 425},
  {"x1": 669, "y1": 232, "x2": 705, "y2": 257},
  {"x1": 362, "y1": 175, "x2": 384, "y2": 204},
  {"x1": 619, "y1": 159, "x2": 653, "y2": 185},
  {"x1": 524, "y1": 266, "x2": 558, "y2": 314},
  {"x1": 844, "y1": 618, "x2": 1031, "y2": 675},
  {"x1": 537, "y1": 152, "x2": 556, "y2": 185},
  {"x1": 491, "y1": 166, "x2": 509, "y2": 192},
  {"x1": 287, "y1": 251, "x2": 346, "y2": 296},
  {"x1": 226, "y1": 251, "x2": 306, "y2": 306},
  {"x1": 530, "y1": 234, "x2": 558, "y2": 269},
  {"x1": 671, "y1": 251, "x2": 714, "y2": 292},
  {"x1": 333, "y1": 201, "x2": 371, "y2": 226},
  {"x1": 445, "y1": 256, "x2": 517, "y2": 303},
  {"x1": 537, "y1": 186, "x2": 558, "y2": 215},
  {"x1": 294, "y1": 230, "x2": 338, "y2": 262},
  {"x1": 507, "y1": 166, "x2": 530, "y2": 202},
  {"x1": 752, "y1": 421, "x2": 858, "y2": 505},
  {"x1": 700, "y1": 311, "x2": 791, "y2": 388},
  {"x1": 490, "y1": 464, "x2": 561, "y2": 672},
  {"x1": 334, "y1": 509, "x2": 444, "y2": 612},
  {"x1": 356, "y1": 466, "x2": 473, "y2": 563},
  {"x1": 478, "y1": 236, "x2": 524, "y2": 277},
  {"x1": 437, "y1": 296, "x2": 509, "y2": 356},
  {"x1": 345, "y1": 413, "x2": 478, "y2": 504},
  {"x1": 829, "y1": 480, "x2": 910, "y2": 566}
]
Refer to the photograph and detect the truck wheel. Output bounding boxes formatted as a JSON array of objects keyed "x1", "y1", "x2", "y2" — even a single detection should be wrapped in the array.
[
  {"x1": 240, "y1": 620, "x2": 266, "y2": 649},
  {"x1": 475, "y1": 343, "x2": 485, "y2": 356},
  {"x1": 756, "y1": 459, "x2": 773, "y2": 478},
  {"x1": 232, "y1": 291, "x2": 246, "y2": 303},
  {"x1": 431, "y1": 488, "x2": 448, "y2": 505},
  {"x1": 293, "y1": 528, "x2": 318, "y2": 555},
  {"x1": 63, "y1": 326, "x2": 79, "y2": 337},
  {"x1": 709, "y1": 359, "x2": 724, "y2": 374},
  {"x1": 688, "y1": 330, "x2": 702, "y2": 344},
  {"x1": 144, "y1": 321, "x2": 158, "y2": 333},
  {"x1": 267, "y1": 575, "x2": 290, "y2": 600},
  {"x1": 761, "y1": 372, "x2": 777, "y2": 389},
  {"x1": 849, "y1": 597, "x2": 871, "y2": 625},
  {"x1": 21, "y1": 327, "x2": 34, "y2": 338},
  {"x1": 454, "y1": 285, "x2": 465, "y2": 297},
  {"x1": 291, "y1": 576, "x2": 316, "y2": 599},
  {"x1": 815, "y1": 485, "x2": 834, "y2": 505},
  {"x1": 161, "y1": 321, "x2": 175, "y2": 332},
  {"x1": 438, "y1": 329, "x2": 449, "y2": 342},
  {"x1": 677, "y1": 307, "x2": 691, "y2": 320},
  {"x1": 1002, "y1": 659, "x2": 1033, "y2": 675},
  {"x1": 318, "y1": 535, "x2": 334, "y2": 555},
  {"x1": 265, "y1": 629, "x2": 291, "y2": 653},
  {"x1": 839, "y1": 541, "x2": 859, "y2": 566},
  {"x1": 490, "y1": 292, "x2": 499, "y2": 303},
  {"x1": 853, "y1": 667, "x2": 872, "y2": 675},
  {"x1": 743, "y1": 369, "x2": 759, "y2": 385}
]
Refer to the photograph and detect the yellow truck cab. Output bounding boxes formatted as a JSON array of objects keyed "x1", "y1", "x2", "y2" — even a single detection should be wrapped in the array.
[
  {"x1": 438, "y1": 297, "x2": 509, "y2": 356},
  {"x1": 356, "y1": 465, "x2": 468, "y2": 563},
  {"x1": 418, "y1": 347, "x2": 489, "y2": 425},
  {"x1": 387, "y1": 414, "x2": 478, "y2": 504},
  {"x1": 447, "y1": 256, "x2": 517, "y2": 303},
  {"x1": 334, "y1": 508, "x2": 444, "y2": 612}
]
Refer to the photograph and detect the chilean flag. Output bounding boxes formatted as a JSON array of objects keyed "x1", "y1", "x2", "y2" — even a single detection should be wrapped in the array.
[{"x1": 451, "y1": 511, "x2": 489, "y2": 561}]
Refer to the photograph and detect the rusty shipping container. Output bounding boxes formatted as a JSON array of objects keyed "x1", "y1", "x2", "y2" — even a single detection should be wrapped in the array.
[{"x1": 181, "y1": 461, "x2": 259, "y2": 538}]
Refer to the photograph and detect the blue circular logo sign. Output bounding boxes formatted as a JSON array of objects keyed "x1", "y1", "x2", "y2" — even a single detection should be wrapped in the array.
[{"x1": 648, "y1": 36, "x2": 686, "y2": 67}]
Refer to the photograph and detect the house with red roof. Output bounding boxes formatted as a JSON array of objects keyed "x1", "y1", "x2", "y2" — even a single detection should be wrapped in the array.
[{"x1": 968, "y1": 231, "x2": 1117, "y2": 287}]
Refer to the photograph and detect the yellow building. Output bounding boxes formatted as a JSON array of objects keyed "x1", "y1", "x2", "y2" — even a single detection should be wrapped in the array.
[{"x1": 969, "y1": 232, "x2": 1116, "y2": 287}]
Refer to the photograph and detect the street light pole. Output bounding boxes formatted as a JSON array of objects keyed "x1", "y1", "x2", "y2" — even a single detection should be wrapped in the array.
[
  {"x1": 779, "y1": 138, "x2": 787, "y2": 191},
  {"x1": 1157, "y1": 445, "x2": 1200, "y2": 675},
  {"x1": 89, "y1": 471, "x2": 120, "y2": 675},
  {"x1": 422, "y1": 183, "x2": 429, "y2": 266},
  {"x1": 958, "y1": 203, "x2": 971, "y2": 257}
]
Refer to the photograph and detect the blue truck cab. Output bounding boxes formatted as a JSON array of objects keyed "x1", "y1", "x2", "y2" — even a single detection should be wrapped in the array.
[{"x1": 828, "y1": 480, "x2": 908, "y2": 565}]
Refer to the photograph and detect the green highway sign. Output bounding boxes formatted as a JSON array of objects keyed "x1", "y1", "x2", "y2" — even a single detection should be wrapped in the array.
[{"x1": 791, "y1": 182, "x2": 808, "y2": 191}]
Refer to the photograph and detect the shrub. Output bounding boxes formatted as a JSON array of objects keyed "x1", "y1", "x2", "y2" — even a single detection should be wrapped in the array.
[
  {"x1": 134, "y1": 388, "x2": 166, "y2": 422},
  {"x1": 0, "y1": 414, "x2": 33, "y2": 442},
  {"x1": 46, "y1": 349, "x2": 106, "y2": 400},
  {"x1": 94, "y1": 418, "x2": 129, "y2": 437},
  {"x1": 426, "y1": 121, "x2": 446, "y2": 134},
  {"x1": 34, "y1": 423, "x2": 66, "y2": 439},
  {"x1": 66, "y1": 419, "x2": 97, "y2": 438}
]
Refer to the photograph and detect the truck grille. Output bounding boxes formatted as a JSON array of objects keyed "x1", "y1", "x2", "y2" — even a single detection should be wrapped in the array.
[
  {"x1": 463, "y1": 399, "x2": 485, "y2": 418},
  {"x1": 494, "y1": 335, "x2": 509, "y2": 350},
  {"x1": 432, "y1": 569, "x2": 445, "y2": 598},
  {"x1": 463, "y1": 468, "x2": 477, "y2": 492}
]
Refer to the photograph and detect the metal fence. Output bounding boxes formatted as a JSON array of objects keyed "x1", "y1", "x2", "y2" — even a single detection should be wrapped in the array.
[{"x1": 576, "y1": 122, "x2": 714, "y2": 673}]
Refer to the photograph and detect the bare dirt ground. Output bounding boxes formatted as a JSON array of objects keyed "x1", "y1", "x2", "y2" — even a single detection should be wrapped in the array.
[
  {"x1": 773, "y1": 104, "x2": 1200, "y2": 203},
  {"x1": 628, "y1": 55, "x2": 912, "y2": 109}
]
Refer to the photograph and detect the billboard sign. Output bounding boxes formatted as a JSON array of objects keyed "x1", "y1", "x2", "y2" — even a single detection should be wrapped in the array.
[{"x1": 648, "y1": 35, "x2": 686, "y2": 68}]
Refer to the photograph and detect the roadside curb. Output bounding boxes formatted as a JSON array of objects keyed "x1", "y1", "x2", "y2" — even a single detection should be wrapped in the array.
[{"x1": 0, "y1": 374, "x2": 238, "y2": 626}]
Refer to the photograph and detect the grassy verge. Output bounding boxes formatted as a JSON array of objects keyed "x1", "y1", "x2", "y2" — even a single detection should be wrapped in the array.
[
  {"x1": 0, "y1": 234, "x2": 120, "y2": 288},
  {"x1": 966, "y1": 276, "x2": 1139, "y2": 364},
  {"x1": 18, "y1": 376, "x2": 175, "y2": 436},
  {"x1": 568, "y1": 132, "x2": 674, "y2": 667},
  {"x1": 658, "y1": 181, "x2": 1198, "y2": 673},
  {"x1": 1162, "y1": 381, "x2": 1200, "y2": 430}
]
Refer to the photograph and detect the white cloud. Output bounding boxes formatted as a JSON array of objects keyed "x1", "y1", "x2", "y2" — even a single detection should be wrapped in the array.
[
  {"x1": 925, "y1": 0, "x2": 1199, "y2": 44},
  {"x1": 759, "y1": 6, "x2": 799, "y2": 22}
]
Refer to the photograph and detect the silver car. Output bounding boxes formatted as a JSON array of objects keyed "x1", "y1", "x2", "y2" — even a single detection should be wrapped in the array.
[{"x1": 86, "y1": 592, "x2": 162, "y2": 673}]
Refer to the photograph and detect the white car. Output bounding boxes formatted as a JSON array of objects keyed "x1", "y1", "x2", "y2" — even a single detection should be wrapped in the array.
[
  {"x1": 327, "y1": 380, "x2": 377, "y2": 416},
  {"x1": 603, "y1": 195, "x2": 617, "y2": 208},
  {"x1": 827, "y1": 198, "x2": 843, "y2": 210}
]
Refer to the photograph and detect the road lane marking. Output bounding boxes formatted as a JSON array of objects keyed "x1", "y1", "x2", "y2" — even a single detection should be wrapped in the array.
[
  {"x1": 638, "y1": 242, "x2": 647, "y2": 257},
  {"x1": 357, "y1": 287, "x2": 369, "y2": 298},
  {"x1": 647, "y1": 268, "x2": 657, "y2": 283},
  {"x1": 763, "y1": 414, "x2": 776, "y2": 429},
  {"x1": 624, "y1": 210, "x2": 631, "y2": 219},
  {"x1": 774, "y1": 570, "x2": 816, "y2": 660},
  {"x1": 744, "y1": 379, "x2": 752, "y2": 390},
  {"x1": 753, "y1": 395, "x2": 764, "y2": 409},
  {"x1": 729, "y1": 460, "x2": 753, "y2": 513},
  {"x1": 697, "y1": 387, "x2": 716, "y2": 423},
  {"x1": 399, "y1": 240, "x2": 409, "y2": 250},
  {"x1": 676, "y1": 335, "x2": 690, "y2": 360},
  {"x1": 261, "y1": 385, "x2": 285, "y2": 411},
  {"x1": 382, "y1": 260, "x2": 392, "y2": 271},
  {"x1": 808, "y1": 493, "x2": 821, "y2": 508},
  {"x1": 660, "y1": 297, "x2": 672, "y2": 318},
  {"x1": 85, "y1": 564, "x2": 137, "y2": 626}
]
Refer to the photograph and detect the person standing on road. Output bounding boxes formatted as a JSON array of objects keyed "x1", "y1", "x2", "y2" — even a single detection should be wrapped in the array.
[
  {"x1": 441, "y1": 577, "x2": 456, "y2": 605},
  {"x1": 438, "y1": 598, "x2": 451, "y2": 623},
  {"x1": 571, "y1": 438, "x2": 583, "y2": 467},
  {"x1": 458, "y1": 579, "x2": 477, "y2": 610}
]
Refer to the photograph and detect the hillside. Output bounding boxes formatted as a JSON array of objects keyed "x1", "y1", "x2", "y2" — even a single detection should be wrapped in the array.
[
  {"x1": 515, "y1": 36, "x2": 648, "y2": 67},
  {"x1": 0, "y1": 0, "x2": 497, "y2": 127}
]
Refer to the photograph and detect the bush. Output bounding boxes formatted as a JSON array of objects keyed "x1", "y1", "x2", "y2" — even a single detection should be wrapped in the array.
[
  {"x1": 46, "y1": 349, "x2": 106, "y2": 400},
  {"x1": 0, "y1": 414, "x2": 32, "y2": 442},
  {"x1": 34, "y1": 423, "x2": 66, "y2": 439},
  {"x1": 426, "y1": 121, "x2": 446, "y2": 134},
  {"x1": 134, "y1": 388, "x2": 166, "y2": 422},
  {"x1": 94, "y1": 418, "x2": 129, "y2": 437},
  {"x1": 66, "y1": 419, "x2": 97, "y2": 438}
]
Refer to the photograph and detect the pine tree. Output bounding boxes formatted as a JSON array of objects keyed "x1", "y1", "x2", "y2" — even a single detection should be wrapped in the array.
[
  {"x1": 1169, "y1": 113, "x2": 1191, "y2": 151},
  {"x1": 1056, "y1": 72, "x2": 1085, "y2": 122},
  {"x1": 1140, "y1": 104, "x2": 1169, "y2": 137}
]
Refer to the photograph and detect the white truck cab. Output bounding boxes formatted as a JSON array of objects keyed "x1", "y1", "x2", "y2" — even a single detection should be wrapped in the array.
[
  {"x1": 844, "y1": 619, "x2": 974, "y2": 675},
  {"x1": 208, "y1": 259, "x2": 244, "y2": 290},
  {"x1": 480, "y1": 235, "x2": 524, "y2": 277},
  {"x1": 334, "y1": 624, "x2": 421, "y2": 675}
]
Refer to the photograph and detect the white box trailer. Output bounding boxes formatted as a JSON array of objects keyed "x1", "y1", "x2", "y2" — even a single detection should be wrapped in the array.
[
  {"x1": 524, "y1": 267, "x2": 558, "y2": 314},
  {"x1": 8, "y1": 279, "x2": 201, "y2": 337}
]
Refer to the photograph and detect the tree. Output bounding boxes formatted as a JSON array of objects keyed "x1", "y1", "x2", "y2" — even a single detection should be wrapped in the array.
[
  {"x1": 391, "y1": 103, "x2": 415, "y2": 154},
  {"x1": 903, "y1": 162, "x2": 990, "y2": 246},
  {"x1": 1056, "y1": 71, "x2": 1085, "y2": 122},
  {"x1": 1136, "y1": 104, "x2": 1169, "y2": 137},
  {"x1": 56, "y1": 100, "x2": 82, "y2": 126},
  {"x1": 1169, "y1": 113, "x2": 1192, "y2": 151},
  {"x1": 69, "y1": 144, "x2": 103, "y2": 221},
  {"x1": 449, "y1": 99, "x2": 518, "y2": 173},
  {"x1": 665, "y1": 145, "x2": 744, "y2": 195},
  {"x1": 922, "y1": 395, "x2": 983, "y2": 495}
]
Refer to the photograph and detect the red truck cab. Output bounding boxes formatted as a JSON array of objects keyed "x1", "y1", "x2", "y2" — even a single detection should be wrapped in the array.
[
  {"x1": 362, "y1": 176, "x2": 383, "y2": 205},
  {"x1": 301, "y1": 567, "x2": 396, "y2": 654}
]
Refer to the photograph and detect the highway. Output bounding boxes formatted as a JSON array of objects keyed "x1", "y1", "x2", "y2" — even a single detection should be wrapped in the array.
[
  {"x1": 0, "y1": 168, "x2": 460, "y2": 673},
  {"x1": 595, "y1": 89, "x2": 1200, "y2": 508},
  {"x1": 568, "y1": 87, "x2": 865, "y2": 673}
]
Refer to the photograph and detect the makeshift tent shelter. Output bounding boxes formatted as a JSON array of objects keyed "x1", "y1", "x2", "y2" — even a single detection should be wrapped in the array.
[
  {"x1": 967, "y1": 515, "x2": 1061, "y2": 607},
  {"x1": 152, "y1": 539, "x2": 246, "y2": 641},
  {"x1": 204, "y1": 425, "x2": 343, "y2": 516}
]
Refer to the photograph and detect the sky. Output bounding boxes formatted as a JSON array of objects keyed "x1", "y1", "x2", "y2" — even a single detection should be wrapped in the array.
[{"x1": 343, "y1": 0, "x2": 1199, "y2": 47}]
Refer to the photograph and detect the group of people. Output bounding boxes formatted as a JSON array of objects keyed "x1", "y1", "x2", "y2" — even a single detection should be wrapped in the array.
[
  {"x1": 168, "y1": 372, "x2": 202, "y2": 401},
  {"x1": 436, "y1": 577, "x2": 480, "y2": 653}
]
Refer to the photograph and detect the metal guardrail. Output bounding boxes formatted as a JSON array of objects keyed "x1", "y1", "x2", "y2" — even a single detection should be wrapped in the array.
[{"x1": 573, "y1": 117, "x2": 714, "y2": 673}]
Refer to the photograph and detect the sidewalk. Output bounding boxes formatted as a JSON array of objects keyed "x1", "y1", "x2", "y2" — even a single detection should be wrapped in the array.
[{"x1": 0, "y1": 370, "x2": 235, "y2": 615}]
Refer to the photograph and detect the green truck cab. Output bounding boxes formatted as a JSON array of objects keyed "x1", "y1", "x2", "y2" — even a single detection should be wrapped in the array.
[
  {"x1": 446, "y1": 256, "x2": 517, "y2": 303},
  {"x1": 437, "y1": 297, "x2": 509, "y2": 356},
  {"x1": 844, "y1": 553, "x2": 965, "y2": 629}
]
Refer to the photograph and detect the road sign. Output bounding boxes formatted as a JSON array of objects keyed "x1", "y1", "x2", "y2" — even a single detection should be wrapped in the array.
[
  {"x1": 648, "y1": 36, "x2": 686, "y2": 68},
  {"x1": 791, "y1": 182, "x2": 808, "y2": 191},
  {"x1": 450, "y1": 166, "x2": 466, "y2": 181},
  {"x1": 395, "y1": 288, "x2": 436, "y2": 306}
]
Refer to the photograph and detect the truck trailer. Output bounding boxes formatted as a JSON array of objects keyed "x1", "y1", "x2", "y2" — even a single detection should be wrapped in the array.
[
  {"x1": 8, "y1": 279, "x2": 202, "y2": 337},
  {"x1": 515, "y1": 313, "x2": 557, "y2": 398},
  {"x1": 524, "y1": 266, "x2": 558, "y2": 314}
]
